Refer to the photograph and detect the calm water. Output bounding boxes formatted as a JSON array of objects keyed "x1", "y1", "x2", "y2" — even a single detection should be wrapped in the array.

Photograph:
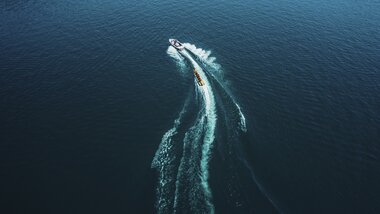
[{"x1": 1, "y1": 0, "x2": 380, "y2": 213}]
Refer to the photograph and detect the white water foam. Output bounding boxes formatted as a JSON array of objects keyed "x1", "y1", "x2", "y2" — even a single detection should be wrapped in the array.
[
  {"x1": 154, "y1": 42, "x2": 247, "y2": 214},
  {"x1": 181, "y1": 50, "x2": 217, "y2": 213},
  {"x1": 151, "y1": 96, "x2": 189, "y2": 214},
  {"x1": 153, "y1": 46, "x2": 217, "y2": 213},
  {"x1": 173, "y1": 114, "x2": 205, "y2": 213},
  {"x1": 184, "y1": 43, "x2": 247, "y2": 132},
  {"x1": 236, "y1": 104, "x2": 247, "y2": 132},
  {"x1": 183, "y1": 43, "x2": 221, "y2": 73},
  {"x1": 151, "y1": 49, "x2": 190, "y2": 213},
  {"x1": 167, "y1": 46, "x2": 187, "y2": 74}
]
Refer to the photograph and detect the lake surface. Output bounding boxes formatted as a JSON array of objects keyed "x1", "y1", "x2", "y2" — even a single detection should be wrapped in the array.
[{"x1": 1, "y1": 0, "x2": 380, "y2": 213}]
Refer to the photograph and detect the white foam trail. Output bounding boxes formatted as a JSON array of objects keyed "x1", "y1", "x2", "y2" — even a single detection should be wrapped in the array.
[
  {"x1": 183, "y1": 43, "x2": 221, "y2": 73},
  {"x1": 152, "y1": 101, "x2": 188, "y2": 167},
  {"x1": 167, "y1": 46, "x2": 187, "y2": 74},
  {"x1": 173, "y1": 115, "x2": 205, "y2": 213},
  {"x1": 236, "y1": 104, "x2": 247, "y2": 132},
  {"x1": 151, "y1": 49, "x2": 191, "y2": 213},
  {"x1": 151, "y1": 98, "x2": 189, "y2": 214},
  {"x1": 181, "y1": 50, "x2": 217, "y2": 214},
  {"x1": 185, "y1": 43, "x2": 248, "y2": 132},
  {"x1": 156, "y1": 43, "x2": 246, "y2": 213}
]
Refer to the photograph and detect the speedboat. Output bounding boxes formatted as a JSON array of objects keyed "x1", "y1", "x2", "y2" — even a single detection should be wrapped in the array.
[{"x1": 169, "y1": 39, "x2": 185, "y2": 50}]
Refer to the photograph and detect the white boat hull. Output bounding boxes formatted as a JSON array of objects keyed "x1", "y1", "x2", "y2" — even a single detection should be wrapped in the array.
[{"x1": 169, "y1": 39, "x2": 185, "y2": 50}]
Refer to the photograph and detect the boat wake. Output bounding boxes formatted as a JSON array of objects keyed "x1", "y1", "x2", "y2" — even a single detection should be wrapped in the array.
[
  {"x1": 166, "y1": 46, "x2": 187, "y2": 74},
  {"x1": 152, "y1": 42, "x2": 248, "y2": 214},
  {"x1": 183, "y1": 43, "x2": 247, "y2": 133}
]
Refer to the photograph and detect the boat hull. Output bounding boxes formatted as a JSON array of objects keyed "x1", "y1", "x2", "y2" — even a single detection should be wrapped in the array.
[{"x1": 169, "y1": 39, "x2": 185, "y2": 50}]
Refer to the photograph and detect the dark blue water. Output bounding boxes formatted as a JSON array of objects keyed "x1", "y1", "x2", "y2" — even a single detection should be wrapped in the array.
[{"x1": 1, "y1": 0, "x2": 380, "y2": 213}]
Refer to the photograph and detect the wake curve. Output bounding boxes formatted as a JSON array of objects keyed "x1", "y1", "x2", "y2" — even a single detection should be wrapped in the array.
[
  {"x1": 153, "y1": 46, "x2": 217, "y2": 213},
  {"x1": 153, "y1": 41, "x2": 248, "y2": 214},
  {"x1": 179, "y1": 50, "x2": 217, "y2": 213},
  {"x1": 151, "y1": 97, "x2": 189, "y2": 213},
  {"x1": 167, "y1": 46, "x2": 187, "y2": 74},
  {"x1": 184, "y1": 43, "x2": 247, "y2": 132}
]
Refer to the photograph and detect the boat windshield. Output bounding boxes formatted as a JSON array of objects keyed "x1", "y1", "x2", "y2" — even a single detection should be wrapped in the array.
[{"x1": 171, "y1": 40, "x2": 182, "y2": 48}]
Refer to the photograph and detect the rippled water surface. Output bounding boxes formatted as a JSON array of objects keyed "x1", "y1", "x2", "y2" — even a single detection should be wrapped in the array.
[{"x1": 1, "y1": 0, "x2": 380, "y2": 213}]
